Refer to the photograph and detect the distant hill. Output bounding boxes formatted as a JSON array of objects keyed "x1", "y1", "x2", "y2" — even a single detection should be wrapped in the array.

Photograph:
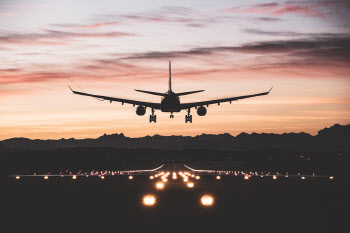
[{"x1": 1, "y1": 124, "x2": 349, "y2": 151}]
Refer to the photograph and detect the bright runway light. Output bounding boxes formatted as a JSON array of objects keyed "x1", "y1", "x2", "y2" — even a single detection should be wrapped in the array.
[
  {"x1": 44, "y1": 176, "x2": 49, "y2": 180},
  {"x1": 201, "y1": 195, "x2": 214, "y2": 206},
  {"x1": 301, "y1": 176, "x2": 305, "y2": 180},
  {"x1": 16, "y1": 176, "x2": 20, "y2": 180},
  {"x1": 150, "y1": 176, "x2": 154, "y2": 180},
  {"x1": 72, "y1": 175, "x2": 77, "y2": 180},
  {"x1": 244, "y1": 175, "x2": 249, "y2": 180},
  {"x1": 129, "y1": 176, "x2": 133, "y2": 180},
  {"x1": 143, "y1": 195, "x2": 156, "y2": 206},
  {"x1": 191, "y1": 174, "x2": 195, "y2": 178},
  {"x1": 156, "y1": 182, "x2": 164, "y2": 190},
  {"x1": 187, "y1": 182, "x2": 194, "y2": 188},
  {"x1": 195, "y1": 176, "x2": 200, "y2": 180},
  {"x1": 183, "y1": 177, "x2": 188, "y2": 182},
  {"x1": 162, "y1": 178, "x2": 168, "y2": 182},
  {"x1": 216, "y1": 176, "x2": 221, "y2": 180},
  {"x1": 101, "y1": 176, "x2": 105, "y2": 179},
  {"x1": 273, "y1": 175, "x2": 277, "y2": 180},
  {"x1": 330, "y1": 176, "x2": 334, "y2": 180}
]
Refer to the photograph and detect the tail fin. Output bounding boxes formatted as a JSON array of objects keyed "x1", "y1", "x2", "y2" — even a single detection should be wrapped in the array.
[{"x1": 168, "y1": 60, "x2": 172, "y2": 92}]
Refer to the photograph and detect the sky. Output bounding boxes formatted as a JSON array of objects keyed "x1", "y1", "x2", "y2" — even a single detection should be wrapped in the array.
[{"x1": 0, "y1": 0, "x2": 349, "y2": 140}]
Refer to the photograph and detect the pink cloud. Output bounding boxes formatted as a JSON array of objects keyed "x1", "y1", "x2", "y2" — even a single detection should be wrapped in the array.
[
  {"x1": 68, "y1": 22, "x2": 119, "y2": 29},
  {"x1": 222, "y1": 1, "x2": 337, "y2": 18}
]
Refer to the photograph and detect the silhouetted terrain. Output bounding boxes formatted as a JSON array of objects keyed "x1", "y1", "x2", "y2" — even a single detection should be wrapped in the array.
[
  {"x1": 0, "y1": 124, "x2": 348, "y2": 177},
  {"x1": 1, "y1": 124, "x2": 349, "y2": 151}
]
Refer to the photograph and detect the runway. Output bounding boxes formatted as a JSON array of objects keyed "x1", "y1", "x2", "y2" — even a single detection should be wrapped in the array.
[{"x1": 4, "y1": 164, "x2": 345, "y2": 233}]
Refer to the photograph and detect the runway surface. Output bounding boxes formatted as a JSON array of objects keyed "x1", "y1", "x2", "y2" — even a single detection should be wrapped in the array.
[{"x1": 3, "y1": 165, "x2": 348, "y2": 233}]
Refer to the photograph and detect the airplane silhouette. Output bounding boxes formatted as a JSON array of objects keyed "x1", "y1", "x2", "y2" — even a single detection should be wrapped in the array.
[{"x1": 69, "y1": 61, "x2": 272, "y2": 123}]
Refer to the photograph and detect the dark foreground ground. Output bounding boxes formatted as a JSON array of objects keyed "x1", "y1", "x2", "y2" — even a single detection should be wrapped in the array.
[{"x1": 3, "y1": 175, "x2": 349, "y2": 233}]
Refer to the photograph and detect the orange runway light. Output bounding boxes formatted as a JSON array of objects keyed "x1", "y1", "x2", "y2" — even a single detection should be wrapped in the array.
[
  {"x1": 156, "y1": 182, "x2": 164, "y2": 190},
  {"x1": 195, "y1": 176, "x2": 200, "y2": 180},
  {"x1": 162, "y1": 178, "x2": 168, "y2": 182},
  {"x1": 183, "y1": 177, "x2": 188, "y2": 182},
  {"x1": 216, "y1": 176, "x2": 221, "y2": 180},
  {"x1": 143, "y1": 195, "x2": 156, "y2": 206},
  {"x1": 244, "y1": 175, "x2": 249, "y2": 180},
  {"x1": 201, "y1": 195, "x2": 214, "y2": 206},
  {"x1": 187, "y1": 182, "x2": 194, "y2": 188},
  {"x1": 150, "y1": 176, "x2": 154, "y2": 179}
]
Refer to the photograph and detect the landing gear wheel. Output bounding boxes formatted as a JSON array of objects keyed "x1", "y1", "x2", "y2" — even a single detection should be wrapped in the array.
[
  {"x1": 170, "y1": 113, "x2": 174, "y2": 118},
  {"x1": 149, "y1": 108, "x2": 156, "y2": 123},
  {"x1": 185, "y1": 115, "x2": 192, "y2": 123},
  {"x1": 150, "y1": 115, "x2": 157, "y2": 123}
]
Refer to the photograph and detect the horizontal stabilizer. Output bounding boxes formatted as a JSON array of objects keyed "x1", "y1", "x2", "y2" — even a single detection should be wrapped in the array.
[
  {"x1": 135, "y1": 89, "x2": 166, "y2": 96},
  {"x1": 176, "y1": 90, "x2": 205, "y2": 96}
]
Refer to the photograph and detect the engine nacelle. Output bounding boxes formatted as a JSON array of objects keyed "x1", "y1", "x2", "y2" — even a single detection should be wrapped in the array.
[
  {"x1": 136, "y1": 106, "x2": 146, "y2": 116},
  {"x1": 197, "y1": 106, "x2": 207, "y2": 116}
]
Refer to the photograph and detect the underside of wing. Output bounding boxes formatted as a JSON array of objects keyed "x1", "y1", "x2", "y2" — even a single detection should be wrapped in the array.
[
  {"x1": 180, "y1": 87, "x2": 272, "y2": 109},
  {"x1": 69, "y1": 86, "x2": 161, "y2": 109}
]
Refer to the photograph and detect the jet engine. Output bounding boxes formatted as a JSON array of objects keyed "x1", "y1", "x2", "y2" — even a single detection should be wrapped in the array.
[
  {"x1": 197, "y1": 106, "x2": 207, "y2": 116},
  {"x1": 136, "y1": 106, "x2": 146, "y2": 116}
]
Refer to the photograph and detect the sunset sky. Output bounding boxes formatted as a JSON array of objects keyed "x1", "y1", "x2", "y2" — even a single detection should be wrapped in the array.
[{"x1": 1, "y1": 0, "x2": 349, "y2": 140}]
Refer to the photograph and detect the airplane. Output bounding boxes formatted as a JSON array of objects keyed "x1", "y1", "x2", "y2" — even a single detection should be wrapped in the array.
[{"x1": 69, "y1": 61, "x2": 272, "y2": 123}]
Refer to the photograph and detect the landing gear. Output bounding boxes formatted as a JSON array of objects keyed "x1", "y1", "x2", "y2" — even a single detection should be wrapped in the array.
[
  {"x1": 170, "y1": 112, "x2": 174, "y2": 118},
  {"x1": 185, "y1": 108, "x2": 192, "y2": 123},
  {"x1": 149, "y1": 109, "x2": 157, "y2": 123}
]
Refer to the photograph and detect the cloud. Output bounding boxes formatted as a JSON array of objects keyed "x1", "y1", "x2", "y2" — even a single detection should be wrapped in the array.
[
  {"x1": 0, "y1": 29, "x2": 135, "y2": 46},
  {"x1": 55, "y1": 22, "x2": 119, "y2": 29},
  {"x1": 222, "y1": 1, "x2": 339, "y2": 18}
]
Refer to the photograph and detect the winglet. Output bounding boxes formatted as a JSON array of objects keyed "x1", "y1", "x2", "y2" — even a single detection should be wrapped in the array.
[
  {"x1": 68, "y1": 85, "x2": 74, "y2": 93},
  {"x1": 268, "y1": 86, "x2": 273, "y2": 93}
]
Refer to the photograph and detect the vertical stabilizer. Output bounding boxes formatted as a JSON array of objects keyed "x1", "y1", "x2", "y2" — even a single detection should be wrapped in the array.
[{"x1": 168, "y1": 60, "x2": 172, "y2": 92}]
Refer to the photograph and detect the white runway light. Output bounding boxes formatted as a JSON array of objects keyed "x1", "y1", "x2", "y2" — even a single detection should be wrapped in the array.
[{"x1": 156, "y1": 182, "x2": 164, "y2": 190}]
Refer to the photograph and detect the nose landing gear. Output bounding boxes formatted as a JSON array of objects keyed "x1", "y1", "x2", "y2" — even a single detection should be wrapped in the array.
[
  {"x1": 149, "y1": 108, "x2": 157, "y2": 123},
  {"x1": 185, "y1": 108, "x2": 192, "y2": 123}
]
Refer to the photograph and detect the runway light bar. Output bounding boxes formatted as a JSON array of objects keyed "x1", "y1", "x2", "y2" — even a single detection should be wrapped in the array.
[
  {"x1": 156, "y1": 182, "x2": 164, "y2": 190},
  {"x1": 143, "y1": 195, "x2": 156, "y2": 206},
  {"x1": 201, "y1": 195, "x2": 214, "y2": 206},
  {"x1": 187, "y1": 182, "x2": 194, "y2": 188}
]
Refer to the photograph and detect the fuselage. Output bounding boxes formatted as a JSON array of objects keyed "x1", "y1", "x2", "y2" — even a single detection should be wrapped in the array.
[{"x1": 160, "y1": 91, "x2": 181, "y2": 112}]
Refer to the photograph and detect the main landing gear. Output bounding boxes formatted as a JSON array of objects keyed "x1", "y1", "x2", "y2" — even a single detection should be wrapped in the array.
[
  {"x1": 185, "y1": 108, "x2": 192, "y2": 123},
  {"x1": 149, "y1": 108, "x2": 156, "y2": 123},
  {"x1": 170, "y1": 112, "x2": 174, "y2": 118}
]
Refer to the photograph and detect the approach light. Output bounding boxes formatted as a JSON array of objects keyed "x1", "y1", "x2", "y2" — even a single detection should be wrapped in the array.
[
  {"x1": 187, "y1": 182, "x2": 194, "y2": 188},
  {"x1": 195, "y1": 176, "x2": 200, "y2": 180},
  {"x1": 101, "y1": 176, "x2": 105, "y2": 179},
  {"x1": 201, "y1": 195, "x2": 214, "y2": 206},
  {"x1": 156, "y1": 182, "x2": 164, "y2": 190},
  {"x1": 44, "y1": 176, "x2": 49, "y2": 180},
  {"x1": 216, "y1": 176, "x2": 221, "y2": 180},
  {"x1": 143, "y1": 195, "x2": 156, "y2": 206},
  {"x1": 150, "y1": 176, "x2": 154, "y2": 180},
  {"x1": 244, "y1": 175, "x2": 249, "y2": 180},
  {"x1": 16, "y1": 176, "x2": 20, "y2": 180},
  {"x1": 273, "y1": 175, "x2": 277, "y2": 180},
  {"x1": 72, "y1": 175, "x2": 77, "y2": 179},
  {"x1": 129, "y1": 176, "x2": 133, "y2": 180}
]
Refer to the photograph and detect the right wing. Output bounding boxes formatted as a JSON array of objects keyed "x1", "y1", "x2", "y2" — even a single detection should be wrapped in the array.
[
  {"x1": 181, "y1": 87, "x2": 272, "y2": 109},
  {"x1": 69, "y1": 86, "x2": 161, "y2": 109}
]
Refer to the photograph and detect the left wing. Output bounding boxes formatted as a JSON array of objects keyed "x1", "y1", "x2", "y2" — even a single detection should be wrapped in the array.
[
  {"x1": 69, "y1": 86, "x2": 161, "y2": 109},
  {"x1": 180, "y1": 87, "x2": 272, "y2": 109}
]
